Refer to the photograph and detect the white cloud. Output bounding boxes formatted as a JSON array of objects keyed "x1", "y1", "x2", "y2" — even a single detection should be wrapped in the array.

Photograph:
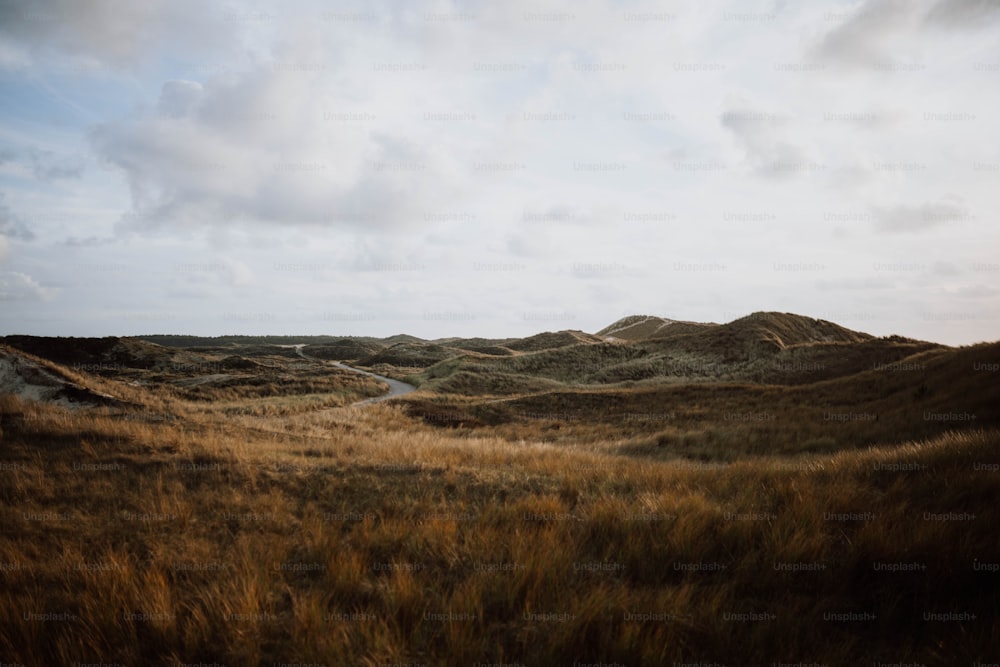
[
  {"x1": 0, "y1": 271, "x2": 55, "y2": 301},
  {"x1": 221, "y1": 257, "x2": 254, "y2": 287},
  {"x1": 90, "y1": 69, "x2": 464, "y2": 232}
]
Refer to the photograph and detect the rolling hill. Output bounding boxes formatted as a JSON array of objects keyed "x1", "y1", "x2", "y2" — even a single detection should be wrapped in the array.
[
  {"x1": 404, "y1": 312, "x2": 943, "y2": 392},
  {"x1": 597, "y1": 314, "x2": 716, "y2": 340}
]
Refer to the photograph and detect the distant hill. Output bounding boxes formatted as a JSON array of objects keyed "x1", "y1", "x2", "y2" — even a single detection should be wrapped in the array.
[
  {"x1": 597, "y1": 311, "x2": 870, "y2": 346},
  {"x1": 2, "y1": 335, "x2": 170, "y2": 372},
  {"x1": 133, "y1": 334, "x2": 346, "y2": 347},
  {"x1": 359, "y1": 342, "x2": 460, "y2": 369},
  {"x1": 404, "y1": 312, "x2": 945, "y2": 392},
  {"x1": 0, "y1": 313, "x2": 966, "y2": 401},
  {"x1": 506, "y1": 330, "x2": 603, "y2": 352},
  {"x1": 381, "y1": 334, "x2": 426, "y2": 345},
  {"x1": 628, "y1": 311, "x2": 878, "y2": 366},
  {"x1": 721, "y1": 311, "x2": 873, "y2": 347},
  {"x1": 597, "y1": 315, "x2": 715, "y2": 340},
  {"x1": 303, "y1": 339, "x2": 385, "y2": 361},
  {"x1": 437, "y1": 339, "x2": 514, "y2": 356},
  {"x1": 4, "y1": 318, "x2": 997, "y2": 459}
]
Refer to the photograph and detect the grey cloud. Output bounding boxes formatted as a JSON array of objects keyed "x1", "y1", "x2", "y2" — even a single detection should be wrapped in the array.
[
  {"x1": 0, "y1": 193, "x2": 34, "y2": 241},
  {"x1": 0, "y1": 145, "x2": 84, "y2": 181},
  {"x1": 165, "y1": 287, "x2": 213, "y2": 300},
  {"x1": 813, "y1": 0, "x2": 999, "y2": 68},
  {"x1": 0, "y1": 0, "x2": 236, "y2": 70},
  {"x1": 506, "y1": 230, "x2": 553, "y2": 257},
  {"x1": 347, "y1": 243, "x2": 429, "y2": 273},
  {"x1": 924, "y1": 0, "x2": 1000, "y2": 27},
  {"x1": 816, "y1": 277, "x2": 895, "y2": 291},
  {"x1": 952, "y1": 284, "x2": 999, "y2": 298},
  {"x1": 63, "y1": 236, "x2": 114, "y2": 247},
  {"x1": 172, "y1": 257, "x2": 254, "y2": 288},
  {"x1": 824, "y1": 109, "x2": 904, "y2": 130},
  {"x1": 520, "y1": 204, "x2": 594, "y2": 225},
  {"x1": 28, "y1": 148, "x2": 84, "y2": 180},
  {"x1": 873, "y1": 198, "x2": 971, "y2": 233},
  {"x1": 813, "y1": 0, "x2": 914, "y2": 67},
  {"x1": 931, "y1": 261, "x2": 962, "y2": 276},
  {"x1": 720, "y1": 106, "x2": 809, "y2": 179},
  {"x1": 158, "y1": 80, "x2": 204, "y2": 118}
]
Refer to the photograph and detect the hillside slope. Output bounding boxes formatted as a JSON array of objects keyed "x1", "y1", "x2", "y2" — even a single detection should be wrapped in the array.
[
  {"x1": 0, "y1": 345, "x2": 121, "y2": 407},
  {"x1": 597, "y1": 315, "x2": 716, "y2": 340}
]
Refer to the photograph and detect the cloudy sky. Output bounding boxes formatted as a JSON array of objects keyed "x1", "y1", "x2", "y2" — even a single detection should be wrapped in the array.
[{"x1": 0, "y1": 0, "x2": 998, "y2": 344}]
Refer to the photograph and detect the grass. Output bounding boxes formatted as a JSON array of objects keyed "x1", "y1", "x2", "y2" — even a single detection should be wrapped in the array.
[
  {"x1": 1, "y1": 330, "x2": 997, "y2": 663},
  {"x1": 2, "y1": 385, "x2": 999, "y2": 664}
]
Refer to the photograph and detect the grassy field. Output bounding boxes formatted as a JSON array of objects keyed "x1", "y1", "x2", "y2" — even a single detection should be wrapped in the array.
[{"x1": 1, "y1": 324, "x2": 999, "y2": 664}]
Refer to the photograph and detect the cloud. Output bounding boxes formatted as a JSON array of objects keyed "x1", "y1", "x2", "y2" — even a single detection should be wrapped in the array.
[
  {"x1": 158, "y1": 80, "x2": 203, "y2": 119},
  {"x1": 27, "y1": 148, "x2": 84, "y2": 180},
  {"x1": 0, "y1": 271, "x2": 55, "y2": 301},
  {"x1": 812, "y1": 0, "x2": 1000, "y2": 69},
  {"x1": 170, "y1": 256, "x2": 256, "y2": 290},
  {"x1": 812, "y1": 0, "x2": 917, "y2": 68},
  {"x1": 519, "y1": 203, "x2": 595, "y2": 226},
  {"x1": 0, "y1": 0, "x2": 236, "y2": 71},
  {"x1": 815, "y1": 276, "x2": 895, "y2": 291},
  {"x1": 506, "y1": 230, "x2": 554, "y2": 258},
  {"x1": 0, "y1": 146, "x2": 83, "y2": 180},
  {"x1": 63, "y1": 235, "x2": 114, "y2": 247},
  {"x1": 91, "y1": 72, "x2": 461, "y2": 232},
  {"x1": 951, "y1": 284, "x2": 1000, "y2": 298},
  {"x1": 0, "y1": 234, "x2": 8, "y2": 262},
  {"x1": 220, "y1": 257, "x2": 254, "y2": 286},
  {"x1": 0, "y1": 193, "x2": 34, "y2": 241},
  {"x1": 873, "y1": 197, "x2": 972, "y2": 233},
  {"x1": 924, "y1": 0, "x2": 1000, "y2": 28},
  {"x1": 719, "y1": 104, "x2": 810, "y2": 178},
  {"x1": 931, "y1": 261, "x2": 962, "y2": 276}
]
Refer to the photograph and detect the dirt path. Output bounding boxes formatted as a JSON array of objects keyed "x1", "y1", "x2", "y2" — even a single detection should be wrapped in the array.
[{"x1": 292, "y1": 344, "x2": 417, "y2": 406}]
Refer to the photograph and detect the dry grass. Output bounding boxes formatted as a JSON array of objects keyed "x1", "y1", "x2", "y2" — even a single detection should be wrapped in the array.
[
  {"x1": 2, "y1": 387, "x2": 998, "y2": 664},
  {"x1": 397, "y1": 339, "x2": 1000, "y2": 464}
]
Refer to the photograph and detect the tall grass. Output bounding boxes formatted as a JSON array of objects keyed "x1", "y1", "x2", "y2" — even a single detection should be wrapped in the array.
[{"x1": 2, "y1": 392, "x2": 998, "y2": 664}]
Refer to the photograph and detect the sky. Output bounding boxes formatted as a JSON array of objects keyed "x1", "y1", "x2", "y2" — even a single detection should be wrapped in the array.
[{"x1": 0, "y1": 0, "x2": 998, "y2": 345}]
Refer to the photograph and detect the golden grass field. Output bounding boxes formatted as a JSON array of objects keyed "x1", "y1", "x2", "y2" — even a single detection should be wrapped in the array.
[{"x1": 1, "y1": 321, "x2": 999, "y2": 665}]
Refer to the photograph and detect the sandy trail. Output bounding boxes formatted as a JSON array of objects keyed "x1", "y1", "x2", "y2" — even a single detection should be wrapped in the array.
[{"x1": 291, "y1": 344, "x2": 417, "y2": 406}]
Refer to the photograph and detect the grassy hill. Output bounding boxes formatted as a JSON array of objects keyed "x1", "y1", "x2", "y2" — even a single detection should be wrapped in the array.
[
  {"x1": 303, "y1": 339, "x2": 386, "y2": 361},
  {"x1": 2, "y1": 317, "x2": 998, "y2": 663},
  {"x1": 597, "y1": 314, "x2": 716, "y2": 339},
  {"x1": 1, "y1": 389, "x2": 997, "y2": 664},
  {"x1": 404, "y1": 312, "x2": 940, "y2": 394}
]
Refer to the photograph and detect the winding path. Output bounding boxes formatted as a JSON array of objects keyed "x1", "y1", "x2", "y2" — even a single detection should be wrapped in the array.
[{"x1": 290, "y1": 344, "x2": 417, "y2": 406}]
